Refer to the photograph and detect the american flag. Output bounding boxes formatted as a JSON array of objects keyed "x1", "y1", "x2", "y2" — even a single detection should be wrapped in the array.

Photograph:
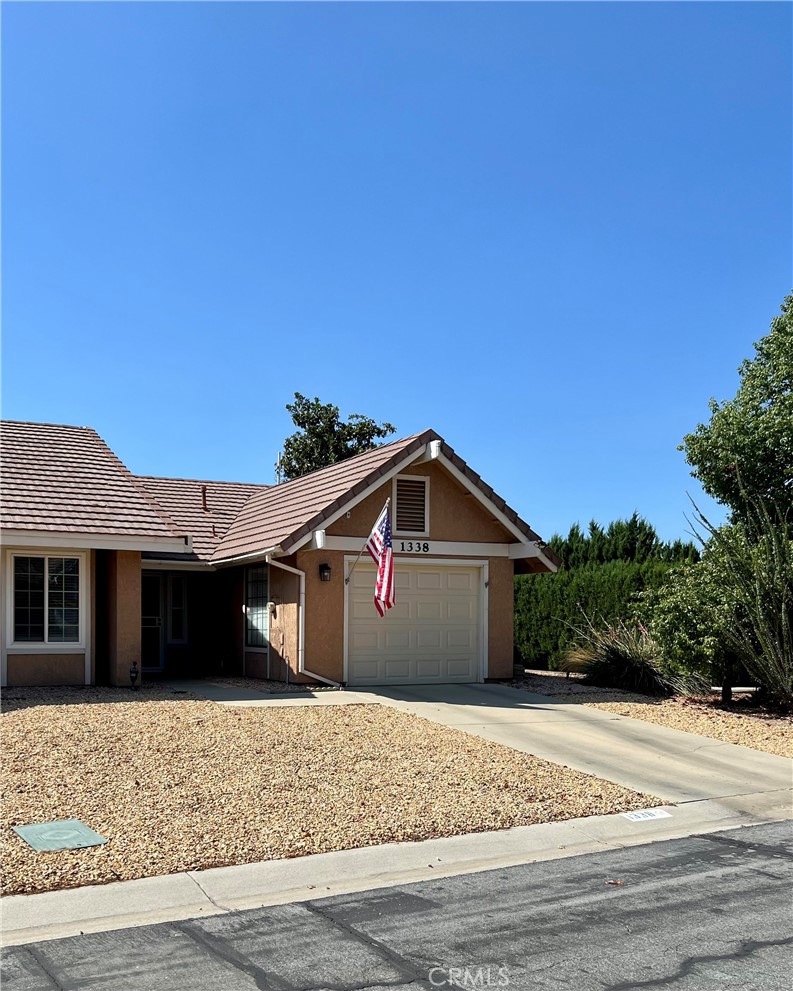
[{"x1": 366, "y1": 502, "x2": 395, "y2": 616}]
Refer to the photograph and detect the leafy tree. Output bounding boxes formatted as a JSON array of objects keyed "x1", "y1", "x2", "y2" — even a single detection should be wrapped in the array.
[
  {"x1": 640, "y1": 543, "x2": 743, "y2": 701},
  {"x1": 681, "y1": 294, "x2": 793, "y2": 515},
  {"x1": 279, "y1": 393, "x2": 396, "y2": 481}
]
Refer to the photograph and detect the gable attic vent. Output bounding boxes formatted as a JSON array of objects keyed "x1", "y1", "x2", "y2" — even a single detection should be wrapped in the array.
[{"x1": 395, "y1": 477, "x2": 428, "y2": 534}]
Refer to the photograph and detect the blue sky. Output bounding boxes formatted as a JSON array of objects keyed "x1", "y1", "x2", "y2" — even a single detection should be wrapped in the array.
[{"x1": 3, "y1": 2, "x2": 790, "y2": 543}]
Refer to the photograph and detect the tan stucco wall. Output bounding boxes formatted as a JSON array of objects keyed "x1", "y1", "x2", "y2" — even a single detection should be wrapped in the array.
[
  {"x1": 297, "y1": 548, "x2": 346, "y2": 683},
  {"x1": 327, "y1": 461, "x2": 513, "y2": 543},
  {"x1": 7, "y1": 653, "x2": 85, "y2": 687},
  {"x1": 267, "y1": 564, "x2": 305, "y2": 682},
  {"x1": 486, "y1": 556, "x2": 515, "y2": 679},
  {"x1": 107, "y1": 551, "x2": 142, "y2": 686}
]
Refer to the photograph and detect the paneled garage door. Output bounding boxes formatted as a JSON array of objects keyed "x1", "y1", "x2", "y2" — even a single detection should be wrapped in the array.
[{"x1": 346, "y1": 563, "x2": 482, "y2": 686}]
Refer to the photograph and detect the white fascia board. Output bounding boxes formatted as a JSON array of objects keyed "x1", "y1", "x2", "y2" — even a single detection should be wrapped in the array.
[
  {"x1": 281, "y1": 444, "x2": 431, "y2": 556},
  {"x1": 211, "y1": 546, "x2": 281, "y2": 567},
  {"x1": 322, "y1": 535, "x2": 511, "y2": 556},
  {"x1": 142, "y1": 560, "x2": 217, "y2": 572},
  {"x1": 0, "y1": 529, "x2": 192, "y2": 554},
  {"x1": 412, "y1": 439, "x2": 442, "y2": 464},
  {"x1": 436, "y1": 454, "x2": 531, "y2": 544},
  {"x1": 508, "y1": 542, "x2": 542, "y2": 559}
]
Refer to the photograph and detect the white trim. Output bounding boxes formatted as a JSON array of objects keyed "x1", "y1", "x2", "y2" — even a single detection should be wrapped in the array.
[
  {"x1": 214, "y1": 546, "x2": 280, "y2": 568},
  {"x1": 1, "y1": 529, "x2": 191, "y2": 554},
  {"x1": 319, "y1": 535, "x2": 546, "y2": 559},
  {"x1": 436, "y1": 455, "x2": 558, "y2": 572},
  {"x1": 142, "y1": 560, "x2": 216, "y2": 572},
  {"x1": 413, "y1": 439, "x2": 442, "y2": 464},
  {"x1": 269, "y1": 558, "x2": 340, "y2": 687},
  {"x1": 279, "y1": 447, "x2": 429, "y2": 556},
  {"x1": 392, "y1": 474, "x2": 430, "y2": 538},
  {"x1": 3, "y1": 548, "x2": 91, "y2": 686},
  {"x1": 342, "y1": 556, "x2": 488, "y2": 685}
]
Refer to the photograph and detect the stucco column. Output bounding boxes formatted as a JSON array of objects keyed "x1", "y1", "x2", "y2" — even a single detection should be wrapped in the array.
[{"x1": 108, "y1": 550, "x2": 142, "y2": 686}]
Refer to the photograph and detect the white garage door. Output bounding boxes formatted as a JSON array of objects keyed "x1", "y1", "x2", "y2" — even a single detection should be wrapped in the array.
[{"x1": 347, "y1": 563, "x2": 482, "y2": 686}]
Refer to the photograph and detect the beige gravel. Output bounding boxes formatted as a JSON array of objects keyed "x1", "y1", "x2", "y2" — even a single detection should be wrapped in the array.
[
  {"x1": 1, "y1": 686, "x2": 655, "y2": 896},
  {"x1": 513, "y1": 673, "x2": 793, "y2": 759}
]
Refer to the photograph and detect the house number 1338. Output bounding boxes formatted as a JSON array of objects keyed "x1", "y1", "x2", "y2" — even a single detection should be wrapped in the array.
[{"x1": 399, "y1": 541, "x2": 430, "y2": 553}]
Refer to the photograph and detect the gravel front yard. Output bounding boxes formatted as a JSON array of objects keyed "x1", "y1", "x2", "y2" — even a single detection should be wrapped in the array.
[
  {"x1": 1, "y1": 686, "x2": 655, "y2": 896},
  {"x1": 513, "y1": 673, "x2": 793, "y2": 759}
]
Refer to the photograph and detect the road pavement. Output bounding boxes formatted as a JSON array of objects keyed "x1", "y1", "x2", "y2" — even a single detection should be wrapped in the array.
[{"x1": 3, "y1": 821, "x2": 791, "y2": 991}]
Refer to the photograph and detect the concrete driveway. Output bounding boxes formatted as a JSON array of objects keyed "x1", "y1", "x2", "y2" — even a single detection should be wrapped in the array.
[{"x1": 367, "y1": 683, "x2": 793, "y2": 818}]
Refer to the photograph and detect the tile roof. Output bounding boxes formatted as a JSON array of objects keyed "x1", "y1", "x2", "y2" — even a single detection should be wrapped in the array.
[
  {"x1": 0, "y1": 421, "x2": 184, "y2": 540},
  {"x1": 1, "y1": 420, "x2": 558, "y2": 569},
  {"x1": 135, "y1": 475, "x2": 268, "y2": 561},
  {"x1": 211, "y1": 432, "x2": 431, "y2": 562}
]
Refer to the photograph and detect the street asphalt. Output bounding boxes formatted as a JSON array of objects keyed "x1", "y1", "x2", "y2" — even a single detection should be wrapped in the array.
[{"x1": 3, "y1": 820, "x2": 792, "y2": 991}]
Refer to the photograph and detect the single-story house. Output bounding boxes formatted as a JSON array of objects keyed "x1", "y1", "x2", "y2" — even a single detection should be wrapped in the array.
[{"x1": 0, "y1": 420, "x2": 559, "y2": 688}]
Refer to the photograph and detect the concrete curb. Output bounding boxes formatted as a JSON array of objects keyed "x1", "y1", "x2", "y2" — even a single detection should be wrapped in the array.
[{"x1": 4, "y1": 793, "x2": 791, "y2": 947}]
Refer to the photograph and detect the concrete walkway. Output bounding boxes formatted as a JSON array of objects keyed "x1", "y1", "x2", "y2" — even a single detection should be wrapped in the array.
[{"x1": 3, "y1": 681, "x2": 790, "y2": 947}]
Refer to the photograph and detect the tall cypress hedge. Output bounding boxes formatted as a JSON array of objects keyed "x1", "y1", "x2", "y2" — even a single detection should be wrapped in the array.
[{"x1": 515, "y1": 515, "x2": 698, "y2": 668}]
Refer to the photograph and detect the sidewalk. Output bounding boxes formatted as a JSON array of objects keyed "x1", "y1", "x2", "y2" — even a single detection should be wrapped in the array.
[{"x1": 4, "y1": 681, "x2": 791, "y2": 947}]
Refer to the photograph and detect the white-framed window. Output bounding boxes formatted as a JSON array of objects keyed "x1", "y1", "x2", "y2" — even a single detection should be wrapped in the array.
[
  {"x1": 167, "y1": 575, "x2": 188, "y2": 644},
  {"x1": 245, "y1": 564, "x2": 269, "y2": 649},
  {"x1": 9, "y1": 553, "x2": 86, "y2": 646},
  {"x1": 393, "y1": 475, "x2": 430, "y2": 537}
]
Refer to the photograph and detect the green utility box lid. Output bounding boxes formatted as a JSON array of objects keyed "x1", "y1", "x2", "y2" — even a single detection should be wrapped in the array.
[{"x1": 12, "y1": 819, "x2": 108, "y2": 852}]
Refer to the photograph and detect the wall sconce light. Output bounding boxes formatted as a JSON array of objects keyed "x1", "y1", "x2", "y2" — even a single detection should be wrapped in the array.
[{"x1": 319, "y1": 563, "x2": 332, "y2": 582}]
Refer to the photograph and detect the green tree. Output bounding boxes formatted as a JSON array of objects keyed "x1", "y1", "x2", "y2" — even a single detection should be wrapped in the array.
[
  {"x1": 681, "y1": 293, "x2": 793, "y2": 515},
  {"x1": 279, "y1": 393, "x2": 396, "y2": 481}
]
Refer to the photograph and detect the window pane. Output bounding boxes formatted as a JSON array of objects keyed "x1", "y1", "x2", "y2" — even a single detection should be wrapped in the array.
[
  {"x1": 245, "y1": 565, "x2": 269, "y2": 648},
  {"x1": 47, "y1": 558, "x2": 80, "y2": 643},
  {"x1": 14, "y1": 557, "x2": 45, "y2": 642}
]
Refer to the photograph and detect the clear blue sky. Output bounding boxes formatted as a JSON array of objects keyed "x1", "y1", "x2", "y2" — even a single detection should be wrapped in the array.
[{"x1": 3, "y1": 2, "x2": 790, "y2": 543}]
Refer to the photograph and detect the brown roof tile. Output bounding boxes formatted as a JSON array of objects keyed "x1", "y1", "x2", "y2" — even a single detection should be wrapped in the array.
[
  {"x1": 135, "y1": 475, "x2": 268, "y2": 561},
  {"x1": 211, "y1": 432, "x2": 431, "y2": 561},
  {"x1": 0, "y1": 421, "x2": 184, "y2": 540}
]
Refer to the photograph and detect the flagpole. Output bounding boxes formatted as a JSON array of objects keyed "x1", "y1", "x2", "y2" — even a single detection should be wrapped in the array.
[{"x1": 345, "y1": 498, "x2": 390, "y2": 585}]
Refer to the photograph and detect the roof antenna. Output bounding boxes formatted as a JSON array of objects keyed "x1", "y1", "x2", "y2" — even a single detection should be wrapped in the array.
[{"x1": 275, "y1": 452, "x2": 283, "y2": 485}]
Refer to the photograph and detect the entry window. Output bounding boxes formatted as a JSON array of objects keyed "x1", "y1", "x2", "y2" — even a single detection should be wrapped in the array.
[
  {"x1": 167, "y1": 576, "x2": 188, "y2": 644},
  {"x1": 394, "y1": 476, "x2": 429, "y2": 536},
  {"x1": 245, "y1": 565, "x2": 269, "y2": 648},
  {"x1": 13, "y1": 556, "x2": 80, "y2": 643}
]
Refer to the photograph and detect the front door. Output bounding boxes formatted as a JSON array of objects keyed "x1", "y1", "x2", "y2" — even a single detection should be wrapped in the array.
[{"x1": 141, "y1": 573, "x2": 165, "y2": 671}]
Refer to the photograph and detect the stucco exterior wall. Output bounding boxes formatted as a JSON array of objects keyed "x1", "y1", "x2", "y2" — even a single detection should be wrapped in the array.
[
  {"x1": 297, "y1": 548, "x2": 347, "y2": 683},
  {"x1": 486, "y1": 556, "x2": 515, "y2": 679},
  {"x1": 291, "y1": 462, "x2": 521, "y2": 684},
  {"x1": 327, "y1": 461, "x2": 513, "y2": 543},
  {"x1": 107, "y1": 550, "x2": 142, "y2": 686},
  {"x1": 267, "y1": 564, "x2": 304, "y2": 682},
  {"x1": 6, "y1": 653, "x2": 85, "y2": 687}
]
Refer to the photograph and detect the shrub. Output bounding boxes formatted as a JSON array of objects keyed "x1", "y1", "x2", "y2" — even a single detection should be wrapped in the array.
[
  {"x1": 560, "y1": 614, "x2": 707, "y2": 697},
  {"x1": 691, "y1": 495, "x2": 793, "y2": 708}
]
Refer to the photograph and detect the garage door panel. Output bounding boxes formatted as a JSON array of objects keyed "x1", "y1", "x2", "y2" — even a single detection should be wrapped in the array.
[
  {"x1": 447, "y1": 571, "x2": 476, "y2": 591},
  {"x1": 447, "y1": 601, "x2": 476, "y2": 621},
  {"x1": 416, "y1": 601, "x2": 442, "y2": 620},
  {"x1": 384, "y1": 660, "x2": 411, "y2": 679},
  {"x1": 447, "y1": 658, "x2": 475, "y2": 677},
  {"x1": 352, "y1": 631, "x2": 379, "y2": 650},
  {"x1": 415, "y1": 659, "x2": 442, "y2": 678},
  {"x1": 347, "y1": 564, "x2": 482, "y2": 686},
  {"x1": 447, "y1": 629, "x2": 475, "y2": 648}
]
